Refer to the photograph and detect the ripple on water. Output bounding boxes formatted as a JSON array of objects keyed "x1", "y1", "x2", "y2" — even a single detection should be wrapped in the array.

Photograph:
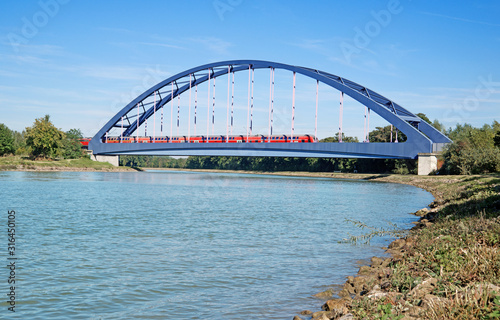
[{"x1": 0, "y1": 171, "x2": 433, "y2": 319}]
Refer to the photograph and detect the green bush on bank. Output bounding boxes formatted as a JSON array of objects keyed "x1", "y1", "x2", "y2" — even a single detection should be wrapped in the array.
[
  {"x1": 0, "y1": 123, "x2": 15, "y2": 156},
  {"x1": 440, "y1": 122, "x2": 500, "y2": 175},
  {"x1": 1, "y1": 116, "x2": 86, "y2": 160}
]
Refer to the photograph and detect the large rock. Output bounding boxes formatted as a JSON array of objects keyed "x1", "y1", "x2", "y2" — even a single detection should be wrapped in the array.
[
  {"x1": 299, "y1": 310, "x2": 313, "y2": 315},
  {"x1": 370, "y1": 256, "x2": 384, "y2": 267},
  {"x1": 408, "y1": 277, "x2": 437, "y2": 299},
  {"x1": 358, "y1": 265, "x2": 373, "y2": 275},
  {"x1": 338, "y1": 288, "x2": 351, "y2": 299},
  {"x1": 352, "y1": 276, "x2": 367, "y2": 295},
  {"x1": 381, "y1": 258, "x2": 392, "y2": 268},
  {"x1": 388, "y1": 238, "x2": 406, "y2": 250},
  {"x1": 366, "y1": 285, "x2": 387, "y2": 300},
  {"x1": 414, "y1": 208, "x2": 430, "y2": 217},
  {"x1": 311, "y1": 310, "x2": 335, "y2": 320},
  {"x1": 313, "y1": 289, "x2": 333, "y2": 299},
  {"x1": 321, "y1": 298, "x2": 350, "y2": 317},
  {"x1": 343, "y1": 282, "x2": 356, "y2": 295}
]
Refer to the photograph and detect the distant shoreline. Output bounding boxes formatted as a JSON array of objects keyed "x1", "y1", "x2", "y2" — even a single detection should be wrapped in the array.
[{"x1": 140, "y1": 167, "x2": 396, "y2": 181}]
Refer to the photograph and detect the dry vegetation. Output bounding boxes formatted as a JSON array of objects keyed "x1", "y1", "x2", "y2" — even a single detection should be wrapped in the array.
[{"x1": 298, "y1": 174, "x2": 500, "y2": 320}]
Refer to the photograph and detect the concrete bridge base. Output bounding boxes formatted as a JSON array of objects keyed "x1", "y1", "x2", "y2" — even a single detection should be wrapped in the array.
[
  {"x1": 418, "y1": 153, "x2": 438, "y2": 176},
  {"x1": 90, "y1": 154, "x2": 119, "y2": 167}
]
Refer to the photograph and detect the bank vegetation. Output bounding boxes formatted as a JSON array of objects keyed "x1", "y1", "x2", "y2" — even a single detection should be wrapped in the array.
[{"x1": 295, "y1": 174, "x2": 500, "y2": 320}]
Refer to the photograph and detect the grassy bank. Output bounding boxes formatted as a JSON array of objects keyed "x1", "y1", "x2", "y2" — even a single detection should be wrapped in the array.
[
  {"x1": 0, "y1": 155, "x2": 135, "y2": 171},
  {"x1": 290, "y1": 174, "x2": 500, "y2": 320}
]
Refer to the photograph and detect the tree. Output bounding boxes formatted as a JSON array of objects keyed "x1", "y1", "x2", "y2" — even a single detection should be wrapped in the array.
[
  {"x1": 0, "y1": 123, "x2": 15, "y2": 156},
  {"x1": 441, "y1": 122, "x2": 500, "y2": 174},
  {"x1": 416, "y1": 113, "x2": 431, "y2": 124},
  {"x1": 25, "y1": 115, "x2": 65, "y2": 159},
  {"x1": 63, "y1": 128, "x2": 86, "y2": 159},
  {"x1": 494, "y1": 130, "x2": 500, "y2": 148},
  {"x1": 369, "y1": 125, "x2": 406, "y2": 142},
  {"x1": 431, "y1": 119, "x2": 446, "y2": 133},
  {"x1": 320, "y1": 133, "x2": 359, "y2": 143},
  {"x1": 12, "y1": 130, "x2": 26, "y2": 154}
]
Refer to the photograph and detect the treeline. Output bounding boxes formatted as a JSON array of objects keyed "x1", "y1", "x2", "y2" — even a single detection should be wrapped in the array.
[
  {"x1": 441, "y1": 122, "x2": 500, "y2": 174},
  {"x1": 119, "y1": 155, "x2": 187, "y2": 168},
  {"x1": 180, "y1": 117, "x2": 420, "y2": 174},
  {"x1": 0, "y1": 115, "x2": 87, "y2": 159},
  {"x1": 2, "y1": 114, "x2": 498, "y2": 175},
  {"x1": 184, "y1": 156, "x2": 417, "y2": 174},
  {"x1": 118, "y1": 117, "x2": 500, "y2": 175}
]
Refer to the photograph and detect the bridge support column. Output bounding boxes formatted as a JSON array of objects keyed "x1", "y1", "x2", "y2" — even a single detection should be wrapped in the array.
[
  {"x1": 90, "y1": 154, "x2": 119, "y2": 167},
  {"x1": 417, "y1": 153, "x2": 438, "y2": 176}
]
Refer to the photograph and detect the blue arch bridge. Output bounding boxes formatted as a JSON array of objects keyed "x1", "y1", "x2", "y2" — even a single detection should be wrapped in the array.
[{"x1": 88, "y1": 60, "x2": 451, "y2": 175}]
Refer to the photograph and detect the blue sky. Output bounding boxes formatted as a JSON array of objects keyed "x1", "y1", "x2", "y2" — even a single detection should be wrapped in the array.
[{"x1": 1, "y1": 0, "x2": 499, "y2": 139}]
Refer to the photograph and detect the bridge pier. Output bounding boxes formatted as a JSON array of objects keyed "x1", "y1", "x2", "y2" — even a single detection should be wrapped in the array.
[
  {"x1": 90, "y1": 154, "x2": 119, "y2": 167},
  {"x1": 417, "y1": 153, "x2": 438, "y2": 175}
]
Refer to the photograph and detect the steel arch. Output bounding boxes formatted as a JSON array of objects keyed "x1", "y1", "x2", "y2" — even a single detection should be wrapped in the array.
[{"x1": 89, "y1": 60, "x2": 451, "y2": 158}]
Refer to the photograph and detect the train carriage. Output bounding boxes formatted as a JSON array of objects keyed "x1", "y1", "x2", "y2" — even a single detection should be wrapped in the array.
[{"x1": 91, "y1": 134, "x2": 317, "y2": 146}]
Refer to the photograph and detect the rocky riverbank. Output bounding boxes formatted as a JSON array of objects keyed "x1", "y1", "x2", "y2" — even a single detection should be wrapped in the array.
[{"x1": 290, "y1": 174, "x2": 500, "y2": 320}]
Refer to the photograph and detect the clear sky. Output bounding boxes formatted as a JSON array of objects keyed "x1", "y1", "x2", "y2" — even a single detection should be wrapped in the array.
[{"x1": 1, "y1": 0, "x2": 499, "y2": 139}]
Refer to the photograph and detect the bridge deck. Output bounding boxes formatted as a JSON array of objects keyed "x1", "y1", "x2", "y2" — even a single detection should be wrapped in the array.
[{"x1": 89, "y1": 141, "x2": 431, "y2": 159}]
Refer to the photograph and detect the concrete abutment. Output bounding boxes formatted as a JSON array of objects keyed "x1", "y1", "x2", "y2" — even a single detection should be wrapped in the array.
[
  {"x1": 417, "y1": 153, "x2": 438, "y2": 176},
  {"x1": 90, "y1": 153, "x2": 119, "y2": 167}
]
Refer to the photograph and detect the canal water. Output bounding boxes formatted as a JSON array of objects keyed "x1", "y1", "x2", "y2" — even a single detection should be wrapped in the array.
[{"x1": 0, "y1": 171, "x2": 433, "y2": 319}]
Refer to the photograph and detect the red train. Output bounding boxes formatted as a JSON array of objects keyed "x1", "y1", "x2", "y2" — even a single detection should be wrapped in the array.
[
  {"x1": 79, "y1": 138, "x2": 91, "y2": 147},
  {"x1": 100, "y1": 134, "x2": 317, "y2": 144}
]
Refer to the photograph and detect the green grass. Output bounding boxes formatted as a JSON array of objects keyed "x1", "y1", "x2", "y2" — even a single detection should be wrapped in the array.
[
  {"x1": 0, "y1": 155, "x2": 129, "y2": 171},
  {"x1": 348, "y1": 174, "x2": 500, "y2": 320}
]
